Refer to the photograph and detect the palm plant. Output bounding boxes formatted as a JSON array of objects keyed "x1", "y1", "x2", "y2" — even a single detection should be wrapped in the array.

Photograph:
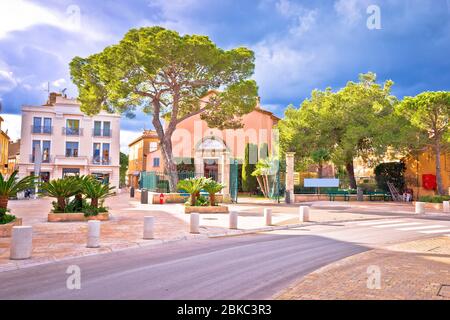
[
  {"x1": 40, "y1": 178, "x2": 80, "y2": 211},
  {"x1": 82, "y1": 179, "x2": 115, "y2": 208},
  {"x1": 177, "y1": 177, "x2": 207, "y2": 206},
  {"x1": 69, "y1": 175, "x2": 94, "y2": 211},
  {"x1": 0, "y1": 171, "x2": 35, "y2": 211},
  {"x1": 203, "y1": 179, "x2": 225, "y2": 206}
]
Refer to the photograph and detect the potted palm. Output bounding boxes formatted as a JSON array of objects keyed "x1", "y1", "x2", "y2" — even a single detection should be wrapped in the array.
[
  {"x1": 203, "y1": 179, "x2": 225, "y2": 206},
  {"x1": 40, "y1": 177, "x2": 80, "y2": 212},
  {"x1": 0, "y1": 171, "x2": 35, "y2": 237},
  {"x1": 178, "y1": 177, "x2": 229, "y2": 214},
  {"x1": 82, "y1": 179, "x2": 115, "y2": 218}
]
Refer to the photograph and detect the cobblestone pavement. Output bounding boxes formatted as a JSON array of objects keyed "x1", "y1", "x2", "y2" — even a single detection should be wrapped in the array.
[{"x1": 275, "y1": 236, "x2": 450, "y2": 300}]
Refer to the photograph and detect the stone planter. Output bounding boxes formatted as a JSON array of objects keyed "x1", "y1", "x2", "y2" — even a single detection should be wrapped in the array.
[
  {"x1": 0, "y1": 218, "x2": 23, "y2": 238},
  {"x1": 184, "y1": 206, "x2": 229, "y2": 214},
  {"x1": 48, "y1": 213, "x2": 110, "y2": 222}
]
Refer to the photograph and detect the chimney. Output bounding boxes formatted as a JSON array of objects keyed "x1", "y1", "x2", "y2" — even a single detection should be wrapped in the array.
[{"x1": 47, "y1": 92, "x2": 62, "y2": 105}]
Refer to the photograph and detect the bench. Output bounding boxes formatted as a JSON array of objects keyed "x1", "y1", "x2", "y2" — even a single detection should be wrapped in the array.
[
  {"x1": 368, "y1": 191, "x2": 392, "y2": 201},
  {"x1": 327, "y1": 190, "x2": 350, "y2": 201}
]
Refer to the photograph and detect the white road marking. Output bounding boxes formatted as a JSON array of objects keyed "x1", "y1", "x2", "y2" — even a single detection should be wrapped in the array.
[
  {"x1": 419, "y1": 229, "x2": 450, "y2": 234},
  {"x1": 358, "y1": 220, "x2": 403, "y2": 226},
  {"x1": 373, "y1": 222, "x2": 422, "y2": 228},
  {"x1": 398, "y1": 225, "x2": 446, "y2": 231}
]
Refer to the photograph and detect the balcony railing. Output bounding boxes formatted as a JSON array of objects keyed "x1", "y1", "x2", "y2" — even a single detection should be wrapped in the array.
[
  {"x1": 62, "y1": 127, "x2": 83, "y2": 136},
  {"x1": 93, "y1": 129, "x2": 112, "y2": 137},
  {"x1": 29, "y1": 155, "x2": 52, "y2": 163},
  {"x1": 31, "y1": 125, "x2": 52, "y2": 134},
  {"x1": 92, "y1": 157, "x2": 111, "y2": 165}
]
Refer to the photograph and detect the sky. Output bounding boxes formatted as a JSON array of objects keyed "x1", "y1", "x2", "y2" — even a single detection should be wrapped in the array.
[{"x1": 0, "y1": 0, "x2": 449, "y2": 152}]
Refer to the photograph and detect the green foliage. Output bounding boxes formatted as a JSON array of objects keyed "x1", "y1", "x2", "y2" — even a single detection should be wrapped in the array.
[
  {"x1": 0, "y1": 171, "x2": 35, "y2": 200},
  {"x1": 252, "y1": 157, "x2": 279, "y2": 198},
  {"x1": 177, "y1": 177, "x2": 207, "y2": 206},
  {"x1": 242, "y1": 143, "x2": 258, "y2": 192},
  {"x1": 82, "y1": 179, "x2": 116, "y2": 208},
  {"x1": 374, "y1": 162, "x2": 406, "y2": 193},
  {"x1": 40, "y1": 177, "x2": 81, "y2": 211},
  {"x1": 70, "y1": 26, "x2": 259, "y2": 192},
  {"x1": 194, "y1": 196, "x2": 209, "y2": 207},
  {"x1": 396, "y1": 91, "x2": 450, "y2": 195},
  {"x1": 82, "y1": 205, "x2": 108, "y2": 217},
  {"x1": 203, "y1": 179, "x2": 225, "y2": 195},
  {"x1": 120, "y1": 152, "x2": 129, "y2": 187},
  {"x1": 0, "y1": 208, "x2": 15, "y2": 224},
  {"x1": 279, "y1": 72, "x2": 399, "y2": 188},
  {"x1": 418, "y1": 195, "x2": 450, "y2": 203}
]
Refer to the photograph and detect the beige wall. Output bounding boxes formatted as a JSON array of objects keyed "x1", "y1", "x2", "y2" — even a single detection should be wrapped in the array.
[{"x1": 18, "y1": 95, "x2": 121, "y2": 188}]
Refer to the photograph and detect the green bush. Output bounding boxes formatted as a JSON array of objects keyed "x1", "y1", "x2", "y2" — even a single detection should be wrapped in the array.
[
  {"x1": 82, "y1": 205, "x2": 108, "y2": 217},
  {"x1": 0, "y1": 208, "x2": 15, "y2": 225},
  {"x1": 374, "y1": 162, "x2": 406, "y2": 193},
  {"x1": 418, "y1": 195, "x2": 450, "y2": 203}
]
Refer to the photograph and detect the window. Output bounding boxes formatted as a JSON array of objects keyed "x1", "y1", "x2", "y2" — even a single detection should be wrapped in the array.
[
  {"x1": 32, "y1": 140, "x2": 40, "y2": 162},
  {"x1": 32, "y1": 117, "x2": 42, "y2": 133},
  {"x1": 149, "y1": 142, "x2": 158, "y2": 152},
  {"x1": 93, "y1": 143, "x2": 101, "y2": 163},
  {"x1": 43, "y1": 118, "x2": 52, "y2": 133},
  {"x1": 153, "y1": 157, "x2": 160, "y2": 167},
  {"x1": 94, "y1": 121, "x2": 102, "y2": 136},
  {"x1": 102, "y1": 143, "x2": 110, "y2": 164},
  {"x1": 103, "y1": 122, "x2": 111, "y2": 136},
  {"x1": 66, "y1": 119, "x2": 80, "y2": 135},
  {"x1": 42, "y1": 141, "x2": 51, "y2": 163},
  {"x1": 66, "y1": 142, "x2": 79, "y2": 157}
]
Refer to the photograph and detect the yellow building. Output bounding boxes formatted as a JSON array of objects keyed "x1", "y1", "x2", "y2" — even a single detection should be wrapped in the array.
[
  {"x1": 0, "y1": 117, "x2": 10, "y2": 175},
  {"x1": 7, "y1": 139, "x2": 20, "y2": 175},
  {"x1": 405, "y1": 150, "x2": 450, "y2": 198},
  {"x1": 127, "y1": 130, "x2": 161, "y2": 188}
]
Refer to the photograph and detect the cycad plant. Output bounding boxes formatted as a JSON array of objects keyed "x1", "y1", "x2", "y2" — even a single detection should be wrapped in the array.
[
  {"x1": 203, "y1": 179, "x2": 225, "y2": 206},
  {"x1": 40, "y1": 178, "x2": 80, "y2": 211},
  {"x1": 177, "y1": 177, "x2": 207, "y2": 206},
  {"x1": 0, "y1": 171, "x2": 35, "y2": 210},
  {"x1": 69, "y1": 175, "x2": 94, "y2": 211},
  {"x1": 82, "y1": 179, "x2": 115, "y2": 208}
]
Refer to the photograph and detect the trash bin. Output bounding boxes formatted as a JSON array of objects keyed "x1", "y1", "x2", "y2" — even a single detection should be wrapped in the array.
[
  {"x1": 130, "y1": 186, "x2": 135, "y2": 198},
  {"x1": 141, "y1": 189, "x2": 148, "y2": 204}
]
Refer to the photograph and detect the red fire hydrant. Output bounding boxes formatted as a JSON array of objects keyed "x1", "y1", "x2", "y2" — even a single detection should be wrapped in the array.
[{"x1": 159, "y1": 193, "x2": 165, "y2": 205}]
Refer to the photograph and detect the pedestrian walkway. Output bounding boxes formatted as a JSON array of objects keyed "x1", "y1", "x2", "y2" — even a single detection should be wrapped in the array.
[{"x1": 353, "y1": 219, "x2": 450, "y2": 237}]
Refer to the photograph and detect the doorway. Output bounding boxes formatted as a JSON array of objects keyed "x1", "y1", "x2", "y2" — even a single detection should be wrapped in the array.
[{"x1": 204, "y1": 159, "x2": 219, "y2": 181}]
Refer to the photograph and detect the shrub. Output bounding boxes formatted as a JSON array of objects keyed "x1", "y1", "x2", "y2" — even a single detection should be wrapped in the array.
[
  {"x1": 0, "y1": 208, "x2": 15, "y2": 225},
  {"x1": 374, "y1": 162, "x2": 406, "y2": 193},
  {"x1": 177, "y1": 177, "x2": 207, "y2": 206},
  {"x1": 203, "y1": 179, "x2": 225, "y2": 206},
  {"x1": 40, "y1": 178, "x2": 80, "y2": 211},
  {"x1": 82, "y1": 205, "x2": 108, "y2": 217},
  {"x1": 418, "y1": 195, "x2": 450, "y2": 203}
]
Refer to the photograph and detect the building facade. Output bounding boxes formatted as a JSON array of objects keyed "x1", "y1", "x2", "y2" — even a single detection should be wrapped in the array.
[
  {"x1": 18, "y1": 93, "x2": 121, "y2": 188},
  {"x1": 7, "y1": 139, "x2": 20, "y2": 175},
  {"x1": 127, "y1": 130, "x2": 162, "y2": 188},
  {"x1": 0, "y1": 117, "x2": 10, "y2": 175}
]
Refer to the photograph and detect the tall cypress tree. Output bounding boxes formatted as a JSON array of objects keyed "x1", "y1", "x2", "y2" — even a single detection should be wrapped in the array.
[{"x1": 242, "y1": 143, "x2": 258, "y2": 192}]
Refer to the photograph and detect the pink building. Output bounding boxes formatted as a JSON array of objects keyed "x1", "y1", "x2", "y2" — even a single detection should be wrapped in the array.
[
  {"x1": 18, "y1": 93, "x2": 121, "y2": 188},
  {"x1": 144, "y1": 91, "x2": 280, "y2": 197}
]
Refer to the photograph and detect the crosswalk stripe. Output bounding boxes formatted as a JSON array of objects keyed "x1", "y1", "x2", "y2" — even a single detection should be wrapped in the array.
[
  {"x1": 373, "y1": 222, "x2": 422, "y2": 228},
  {"x1": 398, "y1": 225, "x2": 446, "y2": 231},
  {"x1": 419, "y1": 229, "x2": 450, "y2": 234},
  {"x1": 358, "y1": 220, "x2": 402, "y2": 226}
]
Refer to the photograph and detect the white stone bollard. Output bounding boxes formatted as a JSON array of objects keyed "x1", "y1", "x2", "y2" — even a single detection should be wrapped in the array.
[
  {"x1": 10, "y1": 226, "x2": 33, "y2": 260},
  {"x1": 443, "y1": 201, "x2": 450, "y2": 213},
  {"x1": 229, "y1": 211, "x2": 238, "y2": 230},
  {"x1": 264, "y1": 208, "x2": 272, "y2": 226},
  {"x1": 415, "y1": 202, "x2": 425, "y2": 214},
  {"x1": 87, "y1": 220, "x2": 101, "y2": 248},
  {"x1": 299, "y1": 206, "x2": 310, "y2": 222},
  {"x1": 190, "y1": 213, "x2": 200, "y2": 234},
  {"x1": 143, "y1": 216, "x2": 155, "y2": 239}
]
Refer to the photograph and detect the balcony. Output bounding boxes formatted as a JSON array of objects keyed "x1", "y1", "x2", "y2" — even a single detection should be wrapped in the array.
[
  {"x1": 31, "y1": 125, "x2": 52, "y2": 134},
  {"x1": 62, "y1": 127, "x2": 83, "y2": 136},
  {"x1": 93, "y1": 129, "x2": 112, "y2": 137},
  {"x1": 92, "y1": 157, "x2": 111, "y2": 165},
  {"x1": 29, "y1": 155, "x2": 52, "y2": 164}
]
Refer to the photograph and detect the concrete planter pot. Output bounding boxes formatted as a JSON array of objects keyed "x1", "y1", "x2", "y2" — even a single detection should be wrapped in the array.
[
  {"x1": 48, "y1": 212, "x2": 110, "y2": 222},
  {"x1": 184, "y1": 205, "x2": 229, "y2": 214},
  {"x1": 0, "y1": 218, "x2": 23, "y2": 238}
]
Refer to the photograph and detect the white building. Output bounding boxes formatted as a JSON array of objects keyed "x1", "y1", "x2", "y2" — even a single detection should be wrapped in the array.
[{"x1": 18, "y1": 93, "x2": 121, "y2": 188}]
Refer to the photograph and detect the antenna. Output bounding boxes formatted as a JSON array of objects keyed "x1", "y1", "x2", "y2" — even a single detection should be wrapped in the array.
[{"x1": 42, "y1": 82, "x2": 50, "y2": 94}]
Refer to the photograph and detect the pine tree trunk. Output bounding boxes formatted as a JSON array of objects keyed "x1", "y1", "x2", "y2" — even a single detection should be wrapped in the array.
[
  {"x1": 160, "y1": 138, "x2": 179, "y2": 193},
  {"x1": 434, "y1": 143, "x2": 444, "y2": 195},
  {"x1": 318, "y1": 163, "x2": 323, "y2": 178},
  {"x1": 346, "y1": 161, "x2": 357, "y2": 189}
]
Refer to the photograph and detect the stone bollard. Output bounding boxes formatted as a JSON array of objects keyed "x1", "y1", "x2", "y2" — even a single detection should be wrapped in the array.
[
  {"x1": 264, "y1": 208, "x2": 272, "y2": 226},
  {"x1": 190, "y1": 213, "x2": 200, "y2": 234},
  {"x1": 444, "y1": 201, "x2": 450, "y2": 213},
  {"x1": 229, "y1": 211, "x2": 238, "y2": 230},
  {"x1": 299, "y1": 206, "x2": 310, "y2": 222},
  {"x1": 10, "y1": 226, "x2": 33, "y2": 260},
  {"x1": 143, "y1": 216, "x2": 155, "y2": 239},
  {"x1": 415, "y1": 202, "x2": 425, "y2": 214},
  {"x1": 87, "y1": 220, "x2": 101, "y2": 248}
]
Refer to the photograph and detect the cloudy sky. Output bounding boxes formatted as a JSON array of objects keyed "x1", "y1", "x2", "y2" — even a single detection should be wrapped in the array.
[{"x1": 0, "y1": 0, "x2": 449, "y2": 152}]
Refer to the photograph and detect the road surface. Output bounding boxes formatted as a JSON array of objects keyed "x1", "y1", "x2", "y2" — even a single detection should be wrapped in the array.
[{"x1": 1, "y1": 216, "x2": 449, "y2": 299}]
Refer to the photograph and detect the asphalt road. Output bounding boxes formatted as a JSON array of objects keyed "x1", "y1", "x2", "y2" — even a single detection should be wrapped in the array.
[{"x1": 1, "y1": 216, "x2": 449, "y2": 300}]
